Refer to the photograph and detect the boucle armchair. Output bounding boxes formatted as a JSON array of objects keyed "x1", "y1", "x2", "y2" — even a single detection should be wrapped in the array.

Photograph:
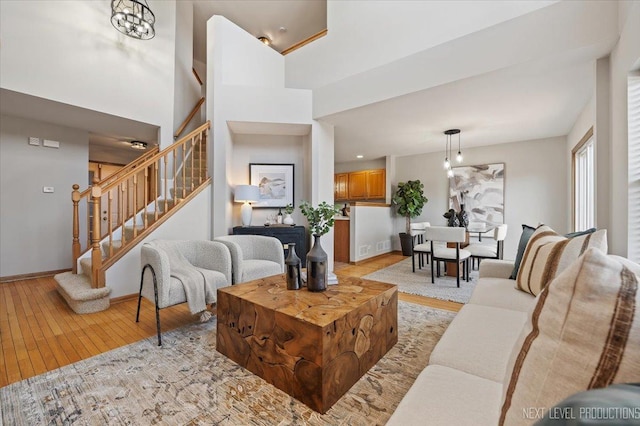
[
  {"x1": 137, "y1": 240, "x2": 232, "y2": 345},
  {"x1": 214, "y1": 235, "x2": 285, "y2": 284}
]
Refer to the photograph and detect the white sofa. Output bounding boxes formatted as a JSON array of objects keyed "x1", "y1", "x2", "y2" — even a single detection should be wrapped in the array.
[{"x1": 388, "y1": 252, "x2": 640, "y2": 426}]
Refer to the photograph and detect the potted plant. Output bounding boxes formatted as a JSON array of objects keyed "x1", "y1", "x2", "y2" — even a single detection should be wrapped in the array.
[
  {"x1": 392, "y1": 180, "x2": 429, "y2": 256},
  {"x1": 283, "y1": 203, "x2": 295, "y2": 225},
  {"x1": 299, "y1": 201, "x2": 339, "y2": 292}
]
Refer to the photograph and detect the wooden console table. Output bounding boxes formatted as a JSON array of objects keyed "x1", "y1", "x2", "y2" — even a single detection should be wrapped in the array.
[
  {"x1": 233, "y1": 225, "x2": 307, "y2": 265},
  {"x1": 217, "y1": 275, "x2": 398, "y2": 413}
]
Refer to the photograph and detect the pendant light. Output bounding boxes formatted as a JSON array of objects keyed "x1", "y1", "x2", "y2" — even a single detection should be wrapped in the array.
[{"x1": 111, "y1": 0, "x2": 155, "y2": 40}]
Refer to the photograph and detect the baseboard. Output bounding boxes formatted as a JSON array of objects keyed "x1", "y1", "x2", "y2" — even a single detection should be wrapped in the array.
[
  {"x1": 110, "y1": 293, "x2": 139, "y2": 304},
  {"x1": 352, "y1": 250, "x2": 403, "y2": 265},
  {"x1": 1, "y1": 268, "x2": 71, "y2": 283}
]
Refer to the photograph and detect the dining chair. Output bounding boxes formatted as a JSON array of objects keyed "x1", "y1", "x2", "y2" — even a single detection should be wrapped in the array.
[
  {"x1": 466, "y1": 224, "x2": 508, "y2": 269},
  {"x1": 411, "y1": 222, "x2": 431, "y2": 272},
  {"x1": 424, "y1": 226, "x2": 471, "y2": 288}
]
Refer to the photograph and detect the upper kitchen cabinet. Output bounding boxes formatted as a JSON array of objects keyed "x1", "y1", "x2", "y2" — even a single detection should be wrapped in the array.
[
  {"x1": 334, "y1": 173, "x2": 349, "y2": 200},
  {"x1": 335, "y1": 169, "x2": 386, "y2": 201}
]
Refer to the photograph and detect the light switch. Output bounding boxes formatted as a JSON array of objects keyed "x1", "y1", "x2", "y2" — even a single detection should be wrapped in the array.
[
  {"x1": 43, "y1": 187, "x2": 54, "y2": 193},
  {"x1": 28, "y1": 137, "x2": 40, "y2": 146},
  {"x1": 43, "y1": 139, "x2": 60, "y2": 148}
]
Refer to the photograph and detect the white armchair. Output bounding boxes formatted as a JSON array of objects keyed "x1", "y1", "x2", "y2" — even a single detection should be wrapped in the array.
[
  {"x1": 214, "y1": 235, "x2": 285, "y2": 284},
  {"x1": 137, "y1": 240, "x2": 232, "y2": 345}
]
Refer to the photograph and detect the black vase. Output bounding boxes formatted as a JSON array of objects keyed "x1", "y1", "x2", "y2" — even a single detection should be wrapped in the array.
[
  {"x1": 306, "y1": 235, "x2": 328, "y2": 292},
  {"x1": 285, "y1": 243, "x2": 302, "y2": 290}
]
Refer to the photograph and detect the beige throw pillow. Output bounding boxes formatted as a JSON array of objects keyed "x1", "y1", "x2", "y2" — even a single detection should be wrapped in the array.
[
  {"x1": 516, "y1": 225, "x2": 607, "y2": 296},
  {"x1": 500, "y1": 248, "x2": 640, "y2": 426}
]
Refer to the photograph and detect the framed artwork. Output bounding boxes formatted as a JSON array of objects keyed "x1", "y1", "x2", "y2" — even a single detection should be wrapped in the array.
[
  {"x1": 448, "y1": 163, "x2": 505, "y2": 227},
  {"x1": 249, "y1": 163, "x2": 294, "y2": 208}
]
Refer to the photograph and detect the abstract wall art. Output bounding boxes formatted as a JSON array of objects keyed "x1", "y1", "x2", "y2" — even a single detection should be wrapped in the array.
[{"x1": 448, "y1": 163, "x2": 505, "y2": 227}]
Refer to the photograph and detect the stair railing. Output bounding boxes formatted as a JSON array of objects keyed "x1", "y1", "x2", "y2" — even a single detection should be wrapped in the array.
[
  {"x1": 71, "y1": 121, "x2": 210, "y2": 287},
  {"x1": 174, "y1": 97, "x2": 205, "y2": 140}
]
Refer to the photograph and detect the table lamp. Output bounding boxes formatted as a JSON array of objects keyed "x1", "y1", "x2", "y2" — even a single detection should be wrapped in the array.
[{"x1": 235, "y1": 185, "x2": 260, "y2": 226}]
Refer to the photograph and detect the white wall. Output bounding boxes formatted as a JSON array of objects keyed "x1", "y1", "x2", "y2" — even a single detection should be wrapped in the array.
[
  {"x1": 106, "y1": 187, "x2": 211, "y2": 298},
  {"x1": 350, "y1": 206, "x2": 394, "y2": 262},
  {"x1": 230, "y1": 134, "x2": 307, "y2": 227},
  {"x1": 609, "y1": 1, "x2": 640, "y2": 257},
  {"x1": 173, "y1": 0, "x2": 202, "y2": 138},
  {"x1": 0, "y1": 0, "x2": 177, "y2": 148},
  {"x1": 0, "y1": 115, "x2": 88, "y2": 277},
  {"x1": 393, "y1": 136, "x2": 568, "y2": 260},
  {"x1": 285, "y1": 0, "x2": 556, "y2": 89},
  {"x1": 335, "y1": 158, "x2": 386, "y2": 173},
  {"x1": 207, "y1": 16, "x2": 335, "y2": 268}
]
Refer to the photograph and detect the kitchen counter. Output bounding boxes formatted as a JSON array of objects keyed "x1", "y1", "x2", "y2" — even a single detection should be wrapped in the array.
[
  {"x1": 334, "y1": 216, "x2": 350, "y2": 220},
  {"x1": 350, "y1": 202, "x2": 391, "y2": 207}
]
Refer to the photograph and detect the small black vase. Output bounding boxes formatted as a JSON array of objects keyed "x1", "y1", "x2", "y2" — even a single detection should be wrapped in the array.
[
  {"x1": 306, "y1": 235, "x2": 328, "y2": 292},
  {"x1": 285, "y1": 243, "x2": 302, "y2": 290}
]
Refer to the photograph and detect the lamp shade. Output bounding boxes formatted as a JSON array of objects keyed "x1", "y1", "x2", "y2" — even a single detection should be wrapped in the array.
[{"x1": 234, "y1": 185, "x2": 260, "y2": 203}]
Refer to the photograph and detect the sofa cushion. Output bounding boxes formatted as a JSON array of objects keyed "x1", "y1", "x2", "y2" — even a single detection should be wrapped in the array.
[
  {"x1": 468, "y1": 277, "x2": 536, "y2": 313},
  {"x1": 515, "y1": 225, "x2": 607, "y2": 295},
  {"x1": 500, "y1": 249, "x2": 640, "y2": 426},
  {"x1": 429, "y1": 304, "x2": 527, "y2": 382},
  {"x1": 509, "y1": 224, "x2": 536, "y2": 279},
  {"x1": 387, "y1": 365, "x2": 502, "y2": 426}
]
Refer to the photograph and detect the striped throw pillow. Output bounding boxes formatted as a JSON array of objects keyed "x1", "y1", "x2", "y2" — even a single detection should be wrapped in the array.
[
  {"x1": 516, "y1": 225, "x2": 607, "y2": 296},
  {"x1": 500, "y1": 248, "x2": 640, "y2": 425}
]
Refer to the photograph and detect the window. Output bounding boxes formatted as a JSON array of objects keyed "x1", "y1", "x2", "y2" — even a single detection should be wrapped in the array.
[
  {"x1": 629, "y1": 75, "x2": 640, "y2": 263},
  {"x1": 572, "y1": 127, "x2": 595, "y2": 232}
]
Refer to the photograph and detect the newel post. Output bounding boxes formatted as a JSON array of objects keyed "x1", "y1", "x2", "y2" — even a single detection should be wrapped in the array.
[
  {"x1": 90, "y1": 182, "x2": 104, "y2": 288},
  {"x1": 71, "y1": 184, "x2": 81, "y2": 273}
]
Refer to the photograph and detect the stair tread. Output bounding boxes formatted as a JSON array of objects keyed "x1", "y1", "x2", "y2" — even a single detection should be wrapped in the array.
[{"x1": 55, "y1": 272, "x2": 111, "y2": 301}]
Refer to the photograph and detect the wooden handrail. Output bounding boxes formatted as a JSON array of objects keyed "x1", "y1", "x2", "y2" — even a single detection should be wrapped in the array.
[
  {"x1": 281, "y1": 29, "x2": 328, "y2": 55},
  {"x1": 103, "y1": 121, "x2": 209, "y2": 194},
  {"x1": 71, "y1": 121, "x2": 210, "y2": 287},
  {"x1": 192, "y1": 67, "x2": 203, "y2": 86},
  {"x1": 174, "y1": 97, "x2": 205, "y2": 140},
  {"x1": 79, "y1": 146, "x2": 159, "y2": 198}
]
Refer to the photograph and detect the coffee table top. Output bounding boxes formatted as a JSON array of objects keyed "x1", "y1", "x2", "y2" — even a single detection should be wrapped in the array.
[{"x1": 218, "y1": 274, "x2": 396, "y2": 328}]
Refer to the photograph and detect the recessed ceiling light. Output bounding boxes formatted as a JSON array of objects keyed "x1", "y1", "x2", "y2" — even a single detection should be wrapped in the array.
[
  {"x1": 258, "y1": 36, "x2": 271, "y2": 46},
  {"x1": 356, "y1": 155, "x2": 364, "y2": 159}
]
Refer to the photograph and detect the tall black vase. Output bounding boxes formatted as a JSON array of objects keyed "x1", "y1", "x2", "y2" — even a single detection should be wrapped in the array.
[{"x1": 306, "y1": 234, "x2": 328, "y2": 292}]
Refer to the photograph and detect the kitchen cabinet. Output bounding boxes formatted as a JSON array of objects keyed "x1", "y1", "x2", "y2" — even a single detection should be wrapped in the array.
[
  {"x1": 334, "y1": 169, "x2": 386, "y2": 201},
  {"x1": 347, "y1": 171, "x2": 368, "y2": 200},
  {"x1": 334, "y1": 173, "x2": 349, "y2": 200},
  {"x1": 334, "y1": 219, "x2": 350, "y2": 262}
]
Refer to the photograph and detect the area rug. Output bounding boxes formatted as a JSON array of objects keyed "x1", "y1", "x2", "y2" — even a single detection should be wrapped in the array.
[
  {"x1": 0, "y1": 302, "x2": 455, "y2": 425},
  {"x1": 363, "y1": 257, "x2": 479, "y2": 304}
]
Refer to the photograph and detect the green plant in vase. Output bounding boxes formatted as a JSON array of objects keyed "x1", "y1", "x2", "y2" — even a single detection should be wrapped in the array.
[
  {"x1": 299, "y1": 201, "x2": 339, "y2": 292},
  {"x1": 392, "y1": 180, "x2": 429, "y2": 256}
]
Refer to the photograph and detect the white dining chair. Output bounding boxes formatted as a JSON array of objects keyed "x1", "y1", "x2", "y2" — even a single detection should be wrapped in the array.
[{"x1": 424, "y1": 226, "x2": 471, "y2": 288}]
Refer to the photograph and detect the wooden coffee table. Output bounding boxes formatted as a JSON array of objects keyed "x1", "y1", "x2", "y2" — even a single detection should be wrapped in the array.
[{"x1": 216, "y1": 275, "x2": 398, "y2": 413}]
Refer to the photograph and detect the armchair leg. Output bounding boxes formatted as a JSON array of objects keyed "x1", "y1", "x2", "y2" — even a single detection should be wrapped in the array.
[{"x1": 138, "y1": 264, "x2": 162, "y2": 346}]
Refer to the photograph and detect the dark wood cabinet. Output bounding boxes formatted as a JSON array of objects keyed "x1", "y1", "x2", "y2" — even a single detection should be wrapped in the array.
[{"x1": 232, "y1": 225, "x2": 308, "y2": 265}]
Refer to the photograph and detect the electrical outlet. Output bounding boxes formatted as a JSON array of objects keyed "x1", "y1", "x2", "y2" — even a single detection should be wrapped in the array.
[
  {"x1": 43, "y1": 139, "x2": 60, "y2": 148},
  {"x1": 28, "y1": 137, "x2": 40, "y2": 146},
  {"x1": 43, "y1": 187, "x2": 54, "y2": 193}
]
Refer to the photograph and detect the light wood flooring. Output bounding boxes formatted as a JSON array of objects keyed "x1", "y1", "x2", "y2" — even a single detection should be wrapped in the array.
[{"x1": 0, "y1": 252, "x2": 461, "y2": 388}]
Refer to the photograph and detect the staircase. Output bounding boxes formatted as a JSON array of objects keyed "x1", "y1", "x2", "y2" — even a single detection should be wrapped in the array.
[{"x1": 55, "y1": 122, "x2": 210, "y2": 314}]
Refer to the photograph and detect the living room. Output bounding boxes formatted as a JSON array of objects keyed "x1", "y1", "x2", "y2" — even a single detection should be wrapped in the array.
[{"x1": 1, "y1": 0, "x2": 639, "y2": 424}]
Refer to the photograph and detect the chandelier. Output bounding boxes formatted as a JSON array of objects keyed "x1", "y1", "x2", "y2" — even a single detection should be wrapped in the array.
[
  {"x1": 443, "y1": 129, "x2": 462, "y2": 177},
  {"x1": 111, "y1": 0, "x2": 155, "y2": 40}
]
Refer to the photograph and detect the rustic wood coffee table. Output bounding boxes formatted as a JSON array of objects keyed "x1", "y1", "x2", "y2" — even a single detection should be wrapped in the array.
[{"x1": 216, "y1": 275, "x2": 398, "y2": 413}]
